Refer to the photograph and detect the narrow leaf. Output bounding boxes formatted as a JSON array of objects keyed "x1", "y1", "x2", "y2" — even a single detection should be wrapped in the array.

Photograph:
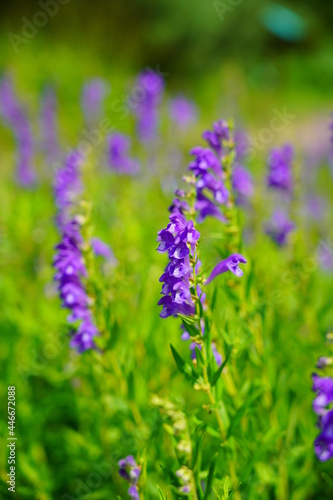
[{"x1": 210, "y1": 349, "x2": 231, "y2": 387}]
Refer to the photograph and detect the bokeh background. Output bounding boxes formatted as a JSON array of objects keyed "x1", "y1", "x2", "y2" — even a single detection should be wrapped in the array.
[{"x1": 1, "y1": 1, "x2": 333, "y2": 499}]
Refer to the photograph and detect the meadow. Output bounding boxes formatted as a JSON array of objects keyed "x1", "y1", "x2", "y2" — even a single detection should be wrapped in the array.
[{"x1": 1, "y1": 42, "x2": 333, "y2": 500}]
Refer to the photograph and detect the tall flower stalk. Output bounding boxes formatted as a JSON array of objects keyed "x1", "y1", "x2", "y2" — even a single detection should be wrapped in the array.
[
  {"x1": 53, "y1": 151, "x2": 100, "y2": 352},
  {"x1": 157, "y1": 120, "x2": 248, "y2": 498}
]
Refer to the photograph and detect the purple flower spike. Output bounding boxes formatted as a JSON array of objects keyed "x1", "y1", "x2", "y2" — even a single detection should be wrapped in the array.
[
  {"x1": 205, "y1": 254, "x2": 247, "y2": 285},
  {"x1": 131, "y1": 69, "x2": 165, "y2": 142},
  {"x1": 157, "y1": 211, "x2": 200, "y2": 318},
  {"x1": 0, "y1": 76, "x2": 37, "y2": 187}
]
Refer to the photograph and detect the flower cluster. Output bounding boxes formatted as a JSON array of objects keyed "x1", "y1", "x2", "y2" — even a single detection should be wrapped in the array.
[
  {"x1": 157, "y1": 211, "x2": 200, "y2": 318},
  {"x1": 131, "y1": 69, "x2": 164, "y2": 142},
  {"x1": 267, "y1": 144, "x2": 294, "y2": 192},
  {"x1": 118, "y1": 456, "x2": 141, "y2": 500},
  {"x1": 188, "y1": 145, "x2": 229, "y2": 223},
  {"x1": 107, "y1": 133, "x2": 140, "y2": 175},
  {"x1": 53, "y1": 151, "x2": 99, "y2": 352},
  {"x1": 312, "y1": 373, "x2": 333, "y2": 461},
  {"x1": 40, "y1": 87, "x2": 60, "y2": 165},
  {"x1": 0, "y1": 76, "x2": 36, "y2": 186}
]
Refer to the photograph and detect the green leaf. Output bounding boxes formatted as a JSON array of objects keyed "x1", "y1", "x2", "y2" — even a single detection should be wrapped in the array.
[
  {"x1": 210, "y1": 349, "x2": 231, "y2": 387},
  {"x1": 170, "y1": 344, "x2": 197, "y2": 383},
  {"x1": 195, "y1": 345, "x2": 204, "y2": 367},
  {"x1": 192, "y1": 424, "x2": 205, "y2": 470},
  {"x1": 127, "y1": 370, "x2": 135, "y2": 400},
  {"x1": 170, "y1": 344, "x2": 186, "y2": 373},
  {"x1": 181, "y1": 319, "x2": 199, "y2": 338},
  {"x1": 157, "y1": 485, "x2": 167, "y2": 500},
  {"x1": 204, "y1": 454, "x2": 217, "y2": 499},
  {"x1": 228, "y1": 386, "x2": 266, "y2": 437}
]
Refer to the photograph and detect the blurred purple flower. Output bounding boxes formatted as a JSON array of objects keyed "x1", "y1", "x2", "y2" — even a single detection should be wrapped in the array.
[
  {"x1": 0, "y1": 76, "x2": 36, "y2": 187},
  {"x1": 232, "y1": 165, "x2": 254, "y2": 205},
  {"x1": 312, "y1": 373, "x2": 333, "y2": 462},
  {"x1": 131, "y1": 69, "x2": 164, "y2": 142},
  {"x1": 81, "y1": 78, "x2": 109, "y2": 125},
  {"x1": 205, "y1": 254, "x2": 247, "y2": 284},
  {"x1": 107, "y1": 133, "x2": 140, "y2": 175},
  {"x1": 169, "y1": 95, "x2": 198, "y2": 130},
  {"x1": 267, "y1": 144, "x2": 294, "y2": 192},
  {"x1": 91, "y1": 237, "x2": 117, "y2": 265},
  {"x1": 118, "y1": 456, "x2": 140, "y2": 500},
  {"x1": 265, "y1": 210, "x2": 294, "y2": 246},
  {"x1": 53, "y1": 151, "x2": 99, "y2": 353}
]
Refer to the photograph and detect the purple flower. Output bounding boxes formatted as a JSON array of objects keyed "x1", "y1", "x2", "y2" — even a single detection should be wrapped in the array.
[
  {"x1": 267, "y1": 144, "x2": 294, "y2": 192},
  {"x1": 53, "y1": 152, "x2": 99, "y2": 353},
  {"x1": 234, "y1": 129, "x2": 249, "y2": 162},
  {"x1": 187, "y1": 145, "x2": 228, "y2": 223},
  {"x1": 118, "y1": 456, "x2": 140, "y2": 499},
  {"x1": 312, "y1": 373, "x2": 333, "y2": 461},
  {"x1": 131, "y1": 69, "x2": 165, "y2": 142},
  {"x1": 91, "y1": 237, "x2": 117, "y2": 264},
  {"x1": 169, "y1": 95, "x2": 198, "y2": 130},
  {"x1": 202, "y1": 119, "x2": 230, "y2": 156},
  {"x1": 40, "y1": 87, "x2": 60, "y2": 164},
  {"x1": 107, "y1": 133, "x2": 140, "y2": 175},
  {"x1": 81, "y1": 78, "x2": 109, "y2": 125},
  {"x1": 232, "y1": 165, "x2": 254, "y2": 205},
  {"x1": 205, "y1": 254, "x2": 247, "y2": 285},
  {"x1": 0, "y1": 76, "x2": 36, "y2": 187},
  {"x1": 157, "y1": 212, "x2": 200, "y2": 318},
  {"x1": 69, "y1": 316, "x2": 99, "y2": 353},
  {"x1": 265, "y1": 210, "x2": 295, "y2": 246},
  {"x1": 312, "y1": 373, "x2": 333, "y2": 417}
]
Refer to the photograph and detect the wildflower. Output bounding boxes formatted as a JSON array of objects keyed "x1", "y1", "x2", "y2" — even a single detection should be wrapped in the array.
[
  {"x1": 205, "y1": 254, "x2": 247, "y2": 284},
  {"x1": 157, "y1": 212, "x2": 200, "y2": 318},
  {"x1": 265, "y1": 210, "x2": 294, "y2": 246},
  {"x1": 53, "y1": 151, "x2": 99, "y2": 352},
  {"x1": 107, "y1": 133, "x2": 140, "y2": 174},
  {"x1": 312, "y1": 372, "x2": 333, "y2": 461},
  {"x1": 169, "y1": 95, "x2": 198, "y2": 130},
  {"x1": 202, "y1": 119, "x2": 230, "y2": 156},
  {"x1": 267, "y1": 144, "x2": 294, "y2": 192},
  {"x1": 188, "y1": 146, "x2": 228, "y2": 222},
  {"x1": 118, "y1": 456, "x2": 141, "y2": 500},
  {"x1": 131, "y1": 69, "x2": 164, "y2": 142}
]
